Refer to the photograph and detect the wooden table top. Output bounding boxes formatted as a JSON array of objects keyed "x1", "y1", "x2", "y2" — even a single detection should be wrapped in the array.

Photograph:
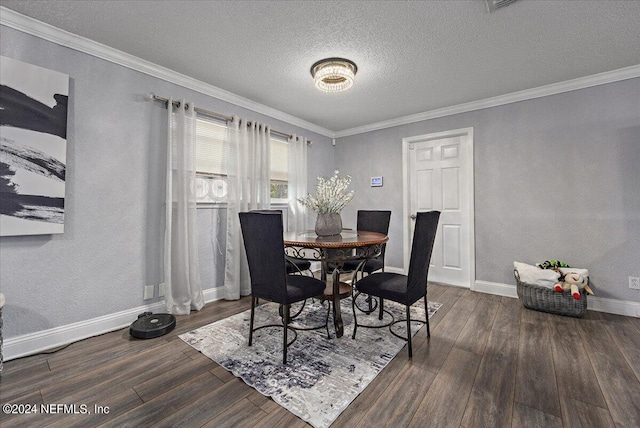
[{"x1": 283, "y1": 230, "x2": 388, "y2": 249}]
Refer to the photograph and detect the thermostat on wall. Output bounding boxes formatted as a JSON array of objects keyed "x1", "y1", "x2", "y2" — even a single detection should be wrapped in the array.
[{"x1": 371, "y1": 176, "x2": 383, "y2": 187}]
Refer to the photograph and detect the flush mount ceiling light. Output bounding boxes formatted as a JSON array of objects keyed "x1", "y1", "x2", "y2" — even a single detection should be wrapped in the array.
[{"x1": 310, "y1": 58, "x2": 358, "y2": 92}]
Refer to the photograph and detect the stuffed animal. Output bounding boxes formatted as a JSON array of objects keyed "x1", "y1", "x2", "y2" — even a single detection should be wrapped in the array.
[{"x1": 554, "y1": 272, "x2": 594, "y2": 300}]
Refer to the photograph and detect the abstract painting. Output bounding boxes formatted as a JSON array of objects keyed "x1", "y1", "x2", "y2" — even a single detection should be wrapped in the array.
[{"x1": 0, "y1": 56, "x2": 68, "y2": 236}]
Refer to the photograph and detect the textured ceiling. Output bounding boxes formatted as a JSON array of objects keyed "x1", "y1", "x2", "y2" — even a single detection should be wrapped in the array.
[{"x1": 2, "y1": 0, "x2": 640, "y2": 133}]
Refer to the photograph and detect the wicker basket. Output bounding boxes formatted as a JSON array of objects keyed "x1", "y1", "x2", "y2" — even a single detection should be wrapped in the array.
[{"x1": 514, "y1": 270, "x2": 587, "y2": 317}]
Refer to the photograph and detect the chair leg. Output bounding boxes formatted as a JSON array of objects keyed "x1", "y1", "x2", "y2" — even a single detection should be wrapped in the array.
[
  {"x1": 406, "y1": 305, "x2": 413, "y2": 358},
  {"x1": 249, "y1": 296, "x2": 256, "y2": 346},
  {"x1": 351, "y1": 294, "x2": 358, "y2": 339},
  {"x1": 325, "y1": 300, "x2": 331, "y2": 339},
  {"x1": 282, "y1": 304, "x2": 290, "y2": 364},
  {"x1": 379, "y1": 298, "x2": 384, "y2": 320},
  {"x1": 423, "y1": 294, "x2": 430, "y2": 338}
]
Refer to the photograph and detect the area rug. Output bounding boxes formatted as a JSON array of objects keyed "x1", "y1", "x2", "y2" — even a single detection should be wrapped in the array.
[{"x1": 180, "y1": 297, "x2": 441, "y2": 428}]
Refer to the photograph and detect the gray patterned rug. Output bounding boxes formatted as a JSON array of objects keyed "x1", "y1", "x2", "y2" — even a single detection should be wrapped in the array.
[{"x1": 180, "y1": 296, "x2": 441, "y2": 428}]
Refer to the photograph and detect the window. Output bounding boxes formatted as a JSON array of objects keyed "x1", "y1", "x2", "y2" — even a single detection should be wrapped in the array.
[
  {"x1": 195, "y1": 117, "x2": 229, "y2": 177},
  {"x1": 270, "y1": 137, "x2": 288, "y2": 202},
  {"x1": 194, "y1": 117, "x2": 229, "y2": 204},
  {"x1": 194, "y1": 116, "x2": 289, "y2": 204}
]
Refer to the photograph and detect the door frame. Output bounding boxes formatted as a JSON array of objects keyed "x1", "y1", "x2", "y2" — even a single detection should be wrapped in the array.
[{"x1": 401, "y1": 127, "x2": 476, "y2": 289}]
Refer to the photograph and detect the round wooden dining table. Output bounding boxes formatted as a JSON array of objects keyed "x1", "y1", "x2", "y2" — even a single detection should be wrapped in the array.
[{"x1": 283, "y1": 230, "x2": 388, "y2": 338}]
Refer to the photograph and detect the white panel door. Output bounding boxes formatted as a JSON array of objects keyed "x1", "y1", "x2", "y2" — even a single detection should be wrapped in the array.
[{"x1": 406, "y1": 131, "x2": 473, "y2": 287}]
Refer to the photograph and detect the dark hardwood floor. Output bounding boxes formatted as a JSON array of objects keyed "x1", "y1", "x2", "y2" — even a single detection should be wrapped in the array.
[{"x1": 1, "y1": 283, "x2": 639, "y2": 427}]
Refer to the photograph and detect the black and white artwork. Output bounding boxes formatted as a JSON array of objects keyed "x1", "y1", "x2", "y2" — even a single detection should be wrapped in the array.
[{"x1": 0, "y1": 56, "x2": 68, "y2": 236}]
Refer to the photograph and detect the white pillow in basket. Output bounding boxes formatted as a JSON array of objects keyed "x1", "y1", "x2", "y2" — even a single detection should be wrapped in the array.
[
  {"x1": 559, "y1": 267, "x2": 589, "y2": 283},
  {"x1": 514, "y1": 261, "x2": 560, "y2": 288}
]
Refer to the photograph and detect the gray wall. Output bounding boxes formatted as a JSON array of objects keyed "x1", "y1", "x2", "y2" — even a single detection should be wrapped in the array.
[
  {"x1": 336, "y1": 78, "x2": 640, "y2": 302},
  {"x1": 0, "y1": 25, "x2": 333, "y2": 338},
  {"x1": 2, "y1": 22, "x2": 637, "y2": 342}
]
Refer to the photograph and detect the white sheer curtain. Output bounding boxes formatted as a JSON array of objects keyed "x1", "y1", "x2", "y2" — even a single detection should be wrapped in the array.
[
  {"x1": 287, "y1": 134, "x2": 308, "y2": 232},
  {"x1": 224, "y1": 117, "x2": 271, "y2": 300},
  {"x1": 164, "y1": 98, "x2": 204, "y2": 315}
]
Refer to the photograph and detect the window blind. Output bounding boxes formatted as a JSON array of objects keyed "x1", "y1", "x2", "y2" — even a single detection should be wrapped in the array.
[
  {"x1": 270, "y1": 137, "x2": 288, "y2": 182},
  {"x1": 195, "y1": 117, "x2": 228, "y2": 176}
]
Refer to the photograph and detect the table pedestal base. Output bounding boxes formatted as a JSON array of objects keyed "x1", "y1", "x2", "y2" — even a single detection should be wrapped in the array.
[{"x1": 322, "y1": 268, "x2": 353, "y2": 338}]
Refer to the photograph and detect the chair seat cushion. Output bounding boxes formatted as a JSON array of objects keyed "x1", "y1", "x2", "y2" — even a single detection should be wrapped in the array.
[
  {"x1": 285, "y1": 274, "x2": 326, "y2": 303},
  {"x1": 355, "y1": 272, "x2": 414, "y2": 305},
  {"x1": 361, "y1": 258, "x2": 384, "y2": 273},
  {"x1": 328, "y1": 257, "x2": 384, "y2": 274},
  {"x1": 286, "y1": 258, "x2": 311, "y2": 274}
]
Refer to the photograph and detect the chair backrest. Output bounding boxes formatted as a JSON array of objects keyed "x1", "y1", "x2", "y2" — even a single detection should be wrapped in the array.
[
  {"x1": 238, "y1": 211, "x2": 288, "y2": 304},
  {"x1": 357, "y1": 210, "x2": 392, "y2": 260},
  {"x1": 406, "y1": 211, "x2": 440, "y2": 303}
]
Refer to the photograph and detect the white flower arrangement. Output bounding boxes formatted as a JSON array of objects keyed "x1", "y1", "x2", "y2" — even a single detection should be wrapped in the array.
[{"x1": 298, "y1": 170, "x2": 354, "y2": 214}]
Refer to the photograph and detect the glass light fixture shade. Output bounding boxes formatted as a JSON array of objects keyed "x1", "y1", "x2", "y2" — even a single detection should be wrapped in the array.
[{"x1": 310, "y1": 58, "x2": 358, "y2": 92}]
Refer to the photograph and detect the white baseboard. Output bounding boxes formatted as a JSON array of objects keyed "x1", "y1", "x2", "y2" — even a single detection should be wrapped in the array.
[
  {"x1": 5, "y1": 279, "x2": 637, "y2": 362},
  {"x1": 474, "y1": 280, "x2": 639, "y2": 318},
  {"x1": 202, "y1": 286, "x2": 224, "y2": 304},
  {"x1": 474, "y1": 280, "x2": 519, "y2": 298},
  {"x1": 588, "y1": 295, "x2": 640, "y2": 318},
  {"x1": 382, "y1": 273, "x2": 639, "y2": 318},
  {"x1": 385, "y1": 266, "x2": 405, "y2": 274},
  {"x1": 3, "y1": 287, "x2": 223, "y2": 362}
]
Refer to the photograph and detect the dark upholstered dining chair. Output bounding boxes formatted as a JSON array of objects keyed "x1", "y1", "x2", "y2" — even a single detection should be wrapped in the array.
[
  {"x1": 327, "y1": 210, "x2": 391, "y2": 279},
  {"x1": 247, "y1": 209, "x2": 312, "y2": 276},
  {"x1": 327, "y1": 210, "x2": 391, "y2": 314},
  {"x1": 351, "y1": 210, "x2": 440, "y2": 358},
  {"x1": 285, "y1": 258, "x2": 313, "y2": 276},
  {"x1": 338, "y1": 210, "x2": 392, "y2": 276},
  {"x1": 239, "y1": 211, "x2": 327, "y2": 364}
]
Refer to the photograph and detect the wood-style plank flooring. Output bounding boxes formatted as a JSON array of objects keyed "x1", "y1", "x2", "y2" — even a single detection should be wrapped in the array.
[{"x1": 1, "y1": 283, "x2": 639, "y2": 427}]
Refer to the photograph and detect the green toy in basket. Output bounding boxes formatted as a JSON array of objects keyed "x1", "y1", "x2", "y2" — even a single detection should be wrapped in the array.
[{"x1": 537, "y1": 260, "x2": 570, "y2": 270}]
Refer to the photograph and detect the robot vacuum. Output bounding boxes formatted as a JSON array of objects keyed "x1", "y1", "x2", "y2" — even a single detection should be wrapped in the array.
[{"x1": 129, "y1": 312, "x2": 176, "y2": 339}]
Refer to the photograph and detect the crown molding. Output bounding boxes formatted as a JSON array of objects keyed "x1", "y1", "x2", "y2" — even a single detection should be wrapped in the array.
[
  {"x1": 334, "y1": 64, "x2": 640, "y2": 138},
  {"x1": 2, "y1": 6, "x2": 639, "y2": 140},
  {"x1": 0, "y1": 6, "x2": 334, "y2": 138}
]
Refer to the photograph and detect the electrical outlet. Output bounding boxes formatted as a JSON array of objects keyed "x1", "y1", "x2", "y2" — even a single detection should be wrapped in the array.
[
  {"x1": 143, "y1": 285, "x2": 155, "y2": 300},
  {"x1": 630, "y1": 276, "x2": 640, "y2": 290},
  {"x1": 158, "y1": 283, "x2": 166, "y2": 297}
]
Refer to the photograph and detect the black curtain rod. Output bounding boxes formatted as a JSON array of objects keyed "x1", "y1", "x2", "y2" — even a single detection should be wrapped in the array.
[{"x1": 148, "y1": 93, "x2": 311, "y2": 144}]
